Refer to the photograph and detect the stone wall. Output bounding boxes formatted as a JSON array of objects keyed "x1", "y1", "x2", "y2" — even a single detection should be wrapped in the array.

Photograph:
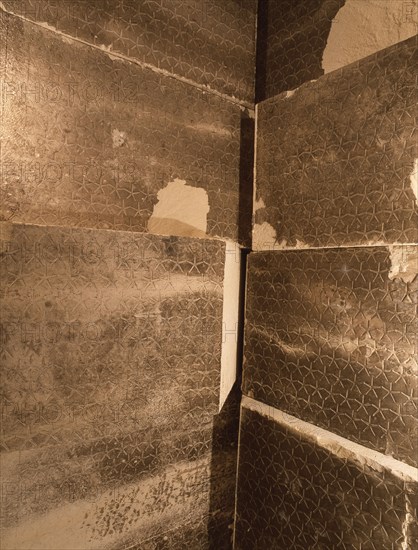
[
  {"x1": 0, "y1": 1, "x2": 257, "y2": 548},
  {"x1": 256, "y1": 0, "x2": 417, "y2": 101},
  {"x1": 236, "y1": 11, "x2": 418, "y2": 550}
]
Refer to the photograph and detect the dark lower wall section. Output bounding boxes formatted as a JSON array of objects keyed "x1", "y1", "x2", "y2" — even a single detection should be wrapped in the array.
[
  {"x1": 254, "y1": 36, "x2": 418, "y2": 249},
  {"x1": 2, "y1": 0, "x2": 257, "y2": 103},
  {"x1": 243, "y1": 246, "x2": 418, "y2": 467},
  {"x1": 235, "y1": 401, "x2": 418, "y2": 550},
  {"x1": 0, "y1": 223, "x2": 238, "y2": 549},
  {"x1": 1, "y1": 10, "x2": 253, "y2": 247}
]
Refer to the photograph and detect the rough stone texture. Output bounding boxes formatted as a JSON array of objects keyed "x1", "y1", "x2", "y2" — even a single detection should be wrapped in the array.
[
  {"x1": 243, "y1": 246, "x2": 418, "y2": 467},
  {"x1": 256, "y1": 0, "x2": 344, "y2": 101},
  {"x1": 235, "y1": 404, "x2": 418, "y2": 550},
  {"x1": 1, "y1": 0, "x2": 257, "y2": 104},
  {"x1": 254, "y1": 36, "x2": 418, "y2": 249},
  {"x1": 0, "y1": 223, "x2": 238, "y2": 549},
  {"x1": 256, "y1": 0, "x2": 418, "y2": 101},
  {"x1": 322, "y1": 0, "x2": 418, "y2": 74},
  {"x1": 0, "y1": 11, "x2": 252, "y2": 247}
]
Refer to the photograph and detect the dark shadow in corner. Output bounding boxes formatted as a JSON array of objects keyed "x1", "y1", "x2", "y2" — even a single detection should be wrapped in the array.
[
  {"x1": 207, "y1": 383, "x2": 241, "y2": 550},
  {"x1": 207, "y1": 245, "x2": 249, "y2": 548},
  {"x1": 238, "y1": 110, "x2": 255, "y2": 249}
]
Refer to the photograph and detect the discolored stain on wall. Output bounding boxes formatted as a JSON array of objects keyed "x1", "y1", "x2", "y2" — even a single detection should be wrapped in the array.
[{"x1": 243, "y1": 246, "x2": 418, "y2": 467}]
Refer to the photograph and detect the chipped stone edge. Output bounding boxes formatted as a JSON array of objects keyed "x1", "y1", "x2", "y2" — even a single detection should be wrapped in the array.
[
  {"x1": 241, "y1": 396, "x2": 418, "y2": 483},
  {"x1": 388, "y1": 244, "x2": 418, "y2": 284},
  {"x1": 0, "y1": 2, "x2": 254, "y2": 110}
]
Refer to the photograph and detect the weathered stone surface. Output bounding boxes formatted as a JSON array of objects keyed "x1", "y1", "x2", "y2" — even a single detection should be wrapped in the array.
[
  {"x1": 1, "y1": 0, "x2": 257, "y2": 103},
  {"x1": 254, "y1": 36, "x2": 418, "y2": 249},
  {"x1": 0, "y1": 11, "x2": 252, "y2": 246},
  {"x1": 256, "y1": 0, "x2": 344, "y2": 101},
  {"x1": 256, "y1": 0, "x2": 417, "y2": 101},
  {"x1": 243, "y1": 246, "x2": 418, "y2": 467},
  {"x1": 0, "y1": 223, "x2": 238, "y2": 549},
  {"x1": 235, "y1": 399, "x2": 418, "y2": 550},
  {"x1": 321, "y1": 0, "x2": 418, "y2": 75}
]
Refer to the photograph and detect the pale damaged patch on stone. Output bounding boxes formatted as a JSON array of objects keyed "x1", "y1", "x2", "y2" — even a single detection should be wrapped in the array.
[
  {"x1": 253, "y1": 225, "x2": 312, "y2": 252},
  {"x1": 252, "y1": 222, "x2": 279, "y2": 251},
  {"x1": 242, "y1": 396, "x2": 418, "y2": 484},
  {"x1": 410, "y1": 159, "x2": 418, "y2": 206},
  {"x1": 148, "y1": 179, "x2": 209, "y2": 238},
  {"x1": 253, "y1": 197, "x2": 265, "y2": 212},
  {"x1": 295, "y1": 239, "x2": 310, "y2": 249},
  {"x1": 323, "y1": 0, "x2": 417, "y2": 74},
  {"x1": 112, "y1": 129, "x2": 127, "y2": 148},
  {"x1": 281, "y1": 81, "x2": 316, "y2": 101},
  {"x1": 99, "y1": 44, "x2": 124, "y2": 62},
  {"x1": 388, "y1": 245, "x2": 418, "y2": 284}
]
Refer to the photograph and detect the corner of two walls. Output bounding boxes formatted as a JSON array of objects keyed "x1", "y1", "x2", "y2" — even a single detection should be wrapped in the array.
[
  {"x1": 0, "y1": 2, "x2": 257, "y2": 548},
  {"x1": 2, "y1": 1, "x2": 417, "y2": 548},
  {"x1": 236, "y1": 1, "x2": 418, "y2": 548}
]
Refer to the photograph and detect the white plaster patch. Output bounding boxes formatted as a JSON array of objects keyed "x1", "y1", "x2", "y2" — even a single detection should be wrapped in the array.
[
  {"x1": 253, "y1": 197, "x2": 265, "y2": 212},
  {"x1": 252, "y1": 226, "x2": 312, "y2": 252},
  {"x1": 295, "y1": 239, "x2": 310, "y2": 249},
  {"x1": 112, "y1": 128, "x2": 127, "y2": 148},
  {"x1": 410, "y1": 159, "x2": 418, "y2": 206},
  {"x1": 219, "y1": 240, "x2": 241, "y2": 410},
  {"x1": 252, "y1": 222, "x2": 279, "y2": 251},
  {"x1": 285, "y1": 89, "x2": 296, "y2": 98},
  {"x1": 388, "y1": 245, "x2": 418, "y2": 284},
  {"x1": 148, "y1": 178, "x2": 209, "y2": 238},
  {"x1": 323, "y1": 0, "x2": 417, "y2": 74},
  {"x1": 99, "y1": 43, "x2": 113, "y2": 53},
  {"x1": 242, "y1": 396, "x2": 418, "y2": 483}
]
